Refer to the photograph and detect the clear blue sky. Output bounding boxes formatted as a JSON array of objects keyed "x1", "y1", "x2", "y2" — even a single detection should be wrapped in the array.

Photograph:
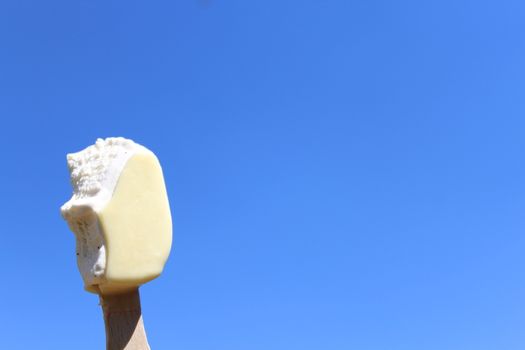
[{"x1": 0, "y1": 1, "x2": 524, "y2": 349}]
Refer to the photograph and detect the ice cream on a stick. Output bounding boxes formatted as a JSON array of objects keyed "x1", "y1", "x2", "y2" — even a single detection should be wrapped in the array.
[{"x1": 61, "y1": 137, "x2": 172, "y2": 350}]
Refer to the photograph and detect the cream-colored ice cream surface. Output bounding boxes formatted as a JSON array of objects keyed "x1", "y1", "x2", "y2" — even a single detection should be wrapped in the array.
[{"x1": 61, "y1": 137, "x2": 172, "y2": 294}]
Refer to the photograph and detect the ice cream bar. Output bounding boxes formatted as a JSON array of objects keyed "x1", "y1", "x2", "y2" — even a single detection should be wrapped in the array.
[{"x1": 61, "y1": 137, "x2": 172, "y2": 295}]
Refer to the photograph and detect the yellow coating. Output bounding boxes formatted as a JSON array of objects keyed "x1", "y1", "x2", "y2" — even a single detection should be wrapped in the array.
[{"x1": 96, "y1": 152, "x2": 172, "y2": 294}]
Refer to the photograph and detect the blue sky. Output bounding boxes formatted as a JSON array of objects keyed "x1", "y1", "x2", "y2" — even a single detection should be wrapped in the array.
[{"x1": 0, "y1": 1, "x2": 524, "y2": 349}]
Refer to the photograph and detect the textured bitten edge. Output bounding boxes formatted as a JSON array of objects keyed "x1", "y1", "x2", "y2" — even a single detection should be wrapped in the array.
[{"x1": 61, "y1": 137, "x2": 147, "y2": 289}]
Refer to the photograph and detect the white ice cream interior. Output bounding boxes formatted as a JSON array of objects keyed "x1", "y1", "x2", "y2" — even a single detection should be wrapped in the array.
[{"x1": 61, "y1": 137, "x2": 146, "y2": 287}]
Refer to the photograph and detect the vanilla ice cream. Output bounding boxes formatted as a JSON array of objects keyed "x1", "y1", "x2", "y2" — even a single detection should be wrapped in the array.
[{"x1": 61, "y1": 137, "x2": 172, "y2": 294}]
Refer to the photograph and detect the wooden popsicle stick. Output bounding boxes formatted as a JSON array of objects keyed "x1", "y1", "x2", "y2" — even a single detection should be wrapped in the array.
[{"x1": 99, "y1": 288, "x2": 151, "y2": 350}]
